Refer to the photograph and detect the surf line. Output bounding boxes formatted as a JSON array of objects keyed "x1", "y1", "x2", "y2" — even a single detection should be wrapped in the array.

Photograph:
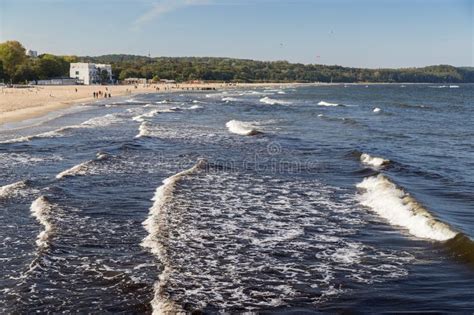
[{"x1": 141, "y1": 159, "x2": 207, "y2": 314}]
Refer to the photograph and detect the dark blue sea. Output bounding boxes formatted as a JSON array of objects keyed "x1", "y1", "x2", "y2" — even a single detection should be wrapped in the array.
[{"x1": 1, "y1": 84, "x2": 473, "y2": 313}]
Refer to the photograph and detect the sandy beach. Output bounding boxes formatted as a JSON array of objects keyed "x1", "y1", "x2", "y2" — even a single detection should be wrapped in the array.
[{"x1": 0, "y1": 83, "x2": 305, "y2": 126}]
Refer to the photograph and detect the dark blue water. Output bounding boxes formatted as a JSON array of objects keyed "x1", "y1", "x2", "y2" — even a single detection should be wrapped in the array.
[{"x1": 0, "y1": 84, "x2": 473, "y2": 313}]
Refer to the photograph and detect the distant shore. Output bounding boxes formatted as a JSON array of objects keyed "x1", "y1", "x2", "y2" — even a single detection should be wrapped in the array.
[{"x1": 0, "y1": 82, "x2": 309, "y2": 127}]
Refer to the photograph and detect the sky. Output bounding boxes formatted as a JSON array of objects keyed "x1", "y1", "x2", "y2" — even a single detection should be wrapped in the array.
[{"x1": 0, "y1": 0, "x2": 472, "y2": 68}]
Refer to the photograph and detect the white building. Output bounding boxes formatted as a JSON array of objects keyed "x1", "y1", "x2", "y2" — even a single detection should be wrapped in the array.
[
  {"x1": 70, "y1": 63, "x2": 112, "y2": 85},
  {"x1": 26, "y1": 49, "x2": 38, "y2": 58}
]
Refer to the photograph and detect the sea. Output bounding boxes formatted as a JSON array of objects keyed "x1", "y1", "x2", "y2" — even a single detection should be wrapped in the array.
[{"x1": 0, "y1": 84, "x2": 473, "y2": 313}]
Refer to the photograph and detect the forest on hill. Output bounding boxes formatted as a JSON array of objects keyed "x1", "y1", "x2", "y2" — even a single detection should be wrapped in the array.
[{"x1": 1, "y1": 41, "x2": 473, "y2": 84}]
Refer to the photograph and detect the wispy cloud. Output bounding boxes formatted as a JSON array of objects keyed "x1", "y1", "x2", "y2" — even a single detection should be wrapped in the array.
[{"x1": 133, "y1": 0, "x2": 210, "y2": 28}]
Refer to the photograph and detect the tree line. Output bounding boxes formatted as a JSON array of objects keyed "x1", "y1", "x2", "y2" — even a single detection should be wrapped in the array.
[
  {"x1": 0, "y1": 41, "x2": 77, "y2": 83},
  {"x1": 1, "y1": 40, "x2": 473, "y2": 84}
]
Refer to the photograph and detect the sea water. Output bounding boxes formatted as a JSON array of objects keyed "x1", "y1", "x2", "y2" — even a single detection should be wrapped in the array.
[{"x1": 0, "y1": 84, "x2": 473, "y2": 313}]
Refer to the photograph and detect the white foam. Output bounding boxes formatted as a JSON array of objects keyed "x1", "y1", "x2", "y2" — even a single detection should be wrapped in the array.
[
  {"x1": 81, "y1": 114, "x2": 121, "y2": 127},
  {"x1": 0, "y1": 181, "x2": 28, "y2": 199},
  {"x1": 2, "y1": 113, "x2": 124, "y2": 144},
  {"x1": 373, "y1": 107, "x2": 381, "y2": 113},
  {"x1": 141, "y1": 160, "x2": 206, "y2": 314},
  {"x1": 125, "y1": 98, "x2": 143, "y2": 103},
  {"x1": 56, "y1": 152, "x2": 108, "y2": 179},
  {"x1": 360, "y1": 153, "x2": 389, "y2": 168},
  {"x1": 135, "y1": 122, "x2": 154, "y2": 138},
  {"x1": 0, "y1": 129, "x2": 65, "y2": 144},
  {"x1": 318, "y1": 101, "x2": 340, "y2": 107},
  {"x1": 260, "y1": 96, "x2": 291, "y2": 105},
  {"x1": 189, "y1": 104, "x2": 203, "y2": 110},
  {"x1": 222, "y1": 97, "x2": 239, "y2": 102},
  {"x1": 449, "y1": 85, "x2": 459, "y2": 88},
  {"x1": 56, "y1": 161, "x2": 90, "y2": 179},
  {"x1": 143, "y1": 170, "x2": 412, "y2": 311},
  {"x1": 30, "y1": 196, "x2": 54, "y2": 248},
  {"x1": 225, "y1": 120, "x2": 261, "y2": 136},
  {"x1": 132, "y1": 110, "x2": 160, "y2": 122},
  {"x1": 356, "y1": 174, "x2": 458, "y2": 241}
]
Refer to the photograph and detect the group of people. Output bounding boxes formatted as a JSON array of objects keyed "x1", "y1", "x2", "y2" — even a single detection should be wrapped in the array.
[{"x1": 93, "y1": 90, "x2": 111, "y2": 99}]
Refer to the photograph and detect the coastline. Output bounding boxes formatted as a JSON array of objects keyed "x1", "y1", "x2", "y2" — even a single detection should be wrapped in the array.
[{"x1": 0, "y1": 82, "x2": 307, "y2": 127}]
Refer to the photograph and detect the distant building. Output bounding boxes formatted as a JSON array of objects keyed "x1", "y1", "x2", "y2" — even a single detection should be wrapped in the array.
[
  {"x1": 70, "y1": 63, "x2": 112, "y2": 85},
  {"x1": 26, "y1": 49, "x2": 38, "y2": 58},
  {"x1": 33, "y1": 78, "x2": 79, "y2": 85},
  {"x1": 123, "y1": 78, "x2": 148, "y2": 85},
  {"x1": 159, "y1": 79, "x2": 176, "y2": 84}
]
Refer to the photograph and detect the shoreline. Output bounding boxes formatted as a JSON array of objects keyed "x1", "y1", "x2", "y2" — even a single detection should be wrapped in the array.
[
  {"x1": 0, "y1": 82, "x2": 308, "y2": 128},
  {"x1": 1, "y1": 81, "x2": 432, "y2": 128}
]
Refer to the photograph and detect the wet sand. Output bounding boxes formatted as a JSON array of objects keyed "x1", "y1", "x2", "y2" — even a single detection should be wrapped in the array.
[{"x1": 0, "y1": 83, "x2": 304, "y2": 126}]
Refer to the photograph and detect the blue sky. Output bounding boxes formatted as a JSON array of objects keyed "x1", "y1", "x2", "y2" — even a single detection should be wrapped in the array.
[{"x1": 0, "y1": 0, "x2": 472, "y2": 68}]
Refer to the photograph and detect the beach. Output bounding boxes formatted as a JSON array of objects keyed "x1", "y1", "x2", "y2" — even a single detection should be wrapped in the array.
[{"x1": 0, "y1": 83, "x2": 306, "y2": 126}]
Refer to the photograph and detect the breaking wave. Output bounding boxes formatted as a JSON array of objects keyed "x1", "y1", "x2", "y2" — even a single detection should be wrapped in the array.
[
  {"x1": 56, "y1": 152, "x2": 109, "y2": 179},
  {"x1": 356, "y1": 174, "x2": 457, "y2": 241},
  {"x1": 139, "y1": 168, "x2": 413, "y2": 312},
  {"x1": 0, "y1": 180, "x2": 28, "y2": 199},
  {"x1": 360, "y1": 153, "x2": 390, "y2": 168},
  {"x1": 0, "y1": 129, "x2": 66, "y2": 144},
  {"x1": 318, "y1": 101, "x2": 340, "y2": 107},
  {"x1": 135, "y1": 122, "x2": 154, "y2": 138},
  {"x1": 132, "y1": 110, "x2": 160, "y2": 122},
  {"x1": 222, "y1": 97, "x2": 239, "y2": 102},
  {"x1": 189, "y1": 104, "x2": 203, "y2": 110},
  {"x1": 1, "y1": 114, "x2": 122, "y2": 144},
  {"x1": 30, "y1": 196, "x2": 55, "y2": 248},
  {"x1": 141, "y1": 159, "x2": 207, "y2": 314},
  {"x1": 80, "y1": 114, "x2": 122, "y2": 127},
  {"x1": 226, "y1": 120, "x2": 262, "y2": 136},
  {"x1": 260, "y1": 97, "x2": 291, "y2": 105}
]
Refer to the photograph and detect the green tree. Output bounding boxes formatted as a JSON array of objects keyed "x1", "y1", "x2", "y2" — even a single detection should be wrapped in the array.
[
  {"x1": 99, "y1": 69, "x2": 110, "y2": 84},
  {"x1": 35, "y1": 54, "x2": 68, "y2": 79},
  {"x1": 0, "y1": 40, "x2": 26, "y2": 81},
  {"x1": 63, "y1": 55, "x2": 78, "y2": 63},
  {"x1": 13, "y1": 61, "x2": 37, "y2": 83},
  {"x1": 0, "y1": 60, "x2": 4, "y2": 82},
  {"x1": 118, "y1": 68, "x2": 140, "y2": 81}
]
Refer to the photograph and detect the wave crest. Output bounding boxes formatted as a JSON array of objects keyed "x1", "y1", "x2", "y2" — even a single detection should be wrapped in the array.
[
  {"x1": 0, "y1": 180, "x2": 28, "y2": 199},
  {"x1": 56, "y1": 152, "x2": 109, "y2": 179},
  {"x1": 30, "y1": 196, "x2": 55, "y2": 248},
  {"x1": 318, "y1": 101, "x2": 340, "y2": 107},
  {"x1": 360, "y1": 153, "x2": 390, "y2": 168},
  {"x1": 226, "y1": 120, "x2": 261, "y2": 136},
  {"x1": 132, "y1": 110, "x2": 160, "y2": 122},
  {"x1": 141, "y1": 159, "x2": 207, "y2": 314},
  {"x1": 260, "y1": 96, "x2": 291, "y2": 105},
  {"x1": 356, "y1": 174, "x2": 457, "y2": 241}
]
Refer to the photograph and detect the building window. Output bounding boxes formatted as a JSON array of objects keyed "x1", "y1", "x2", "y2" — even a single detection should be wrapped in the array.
[{"x1": 75, "y1": 71, "x2": 79, "y2": 75}]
